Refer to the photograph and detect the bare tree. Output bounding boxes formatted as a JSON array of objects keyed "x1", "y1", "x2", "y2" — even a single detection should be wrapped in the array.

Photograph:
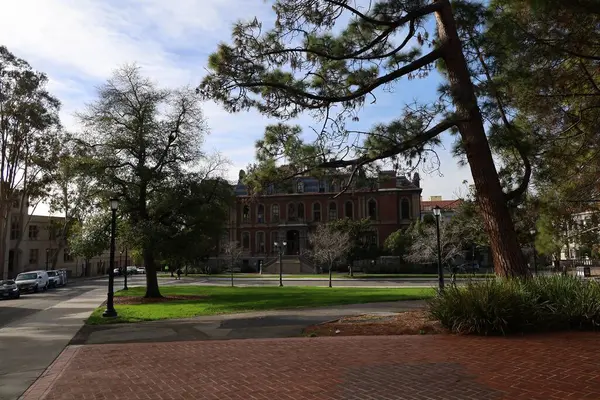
[
  {"x1": 406, "y1": 221, "x2": 465, "y2": 270},
  {"x1": 223, "y1": 240, "x2": 243, "y2": 287},
  {"x1": 308, "y1": 225, "x2": 351, "y2": 288}
]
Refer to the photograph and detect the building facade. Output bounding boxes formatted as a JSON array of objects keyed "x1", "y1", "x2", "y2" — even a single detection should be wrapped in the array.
[
  {"x1": 220, "y1": 170, "x2": 422, "y2": 272},
  {"x1": 1, "y1": 200, "x2": 114, "y2": 280}
]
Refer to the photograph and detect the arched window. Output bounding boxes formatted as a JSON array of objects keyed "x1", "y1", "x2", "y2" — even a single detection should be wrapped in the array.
[
  {"x1": 271, "y1": 204, "x2": 280, "y2": 222},
  {"x1": 256, "y1": 232, "x2": 265, "y2": 253},
  {"x1": 367, "y1": 198, "x2": 377, "y2": 220},
  {"x1": 270, "y1": 231, "x2": 279, "y2": 253},
  {"x1": 242, "y1": 232, "x2": 250, "y2": 249},
  {"x1": 297, "y1": 202, "x2": 305, "y2": 219},
  {"x1": 345, "y1": 201, "x2": 353, "y2": 219},
  {"x1": 313, "y1": 202, "x2": 321, "y2": 221},
  {"x1": 401, "y1": 198, "x2": 410, "y2": 219},
  {"x1": 257, "y1": 204, "x2": 265, "y2": 223},
  {"x1": 328, "y1": 202, "x2": 338, "y2": 220},
  {"x1": 242, "y1": 205, "x2": 250, "y2": 222},
  {"x1": 288, "y1": 203, "x2": 296, "y2": 221}
]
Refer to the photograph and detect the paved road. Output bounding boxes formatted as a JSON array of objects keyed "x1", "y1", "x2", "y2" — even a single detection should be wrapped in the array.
[
  {"x1": 193, "y1": 276, "x2": 481, "y2": 288},
  {"x1": 0, "y1": 275, "x2": 176, "y2": 400}
]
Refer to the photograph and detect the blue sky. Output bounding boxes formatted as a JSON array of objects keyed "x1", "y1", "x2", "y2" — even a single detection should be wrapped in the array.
[{"x1": 1, "y1": 0, "x2": 472, "y2": 214}]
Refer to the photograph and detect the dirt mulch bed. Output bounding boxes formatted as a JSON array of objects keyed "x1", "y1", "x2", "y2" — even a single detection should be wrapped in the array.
[
  {"x1": 304, "y1": 310, "x2": 447, "y2": 336},
  {"x1": 112, "y1": 295, "x2": 208, "y2": 305}
]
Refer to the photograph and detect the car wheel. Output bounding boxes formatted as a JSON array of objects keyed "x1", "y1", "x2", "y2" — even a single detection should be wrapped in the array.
[
  {"x1": 43, "y1": 284, "x2": 48, "y2": 291},
  {"x1": 14, "y1": 293, "x2": 20, "y2": 299},
  {"x1": 34, "y1": 285, "x2": 39, "y2": 293}
]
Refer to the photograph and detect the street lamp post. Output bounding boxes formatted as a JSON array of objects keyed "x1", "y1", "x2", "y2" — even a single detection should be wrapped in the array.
[
  {"x1": 530, "y1": 229, "x2": 538, "y2": 275},
  {"x1": 45, "y1": 249, "x2": 49, "y2": 271},
  {"x1": 274, "y1": 241, "x2": 287, "y2": 287},
  {"x1": 433, "y1": 206, "x2": 444, "y2": 292},
  {"x1": 103, "y1": 198, "x2": 119, "y2": 318}
]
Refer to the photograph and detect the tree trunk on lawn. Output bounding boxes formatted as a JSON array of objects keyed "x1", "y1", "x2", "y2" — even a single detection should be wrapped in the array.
[
  {"x1": 143, "y1": 248, "x2": 162, "y2": 298},
  {"x1": 435, "y1": 1, "x2": 529, "y2": 278},
  {"x1": 329, "y1": 264, "x2": 333, "y2": 288}
]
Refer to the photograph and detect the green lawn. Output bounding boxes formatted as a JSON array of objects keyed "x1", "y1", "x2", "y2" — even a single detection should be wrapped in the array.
[
  {"x1": 87, "y1": 286, "x2": 434, "y2": 325},
  {"x1": 157, "y1": 273, "x2": 494, "y2": 279}
]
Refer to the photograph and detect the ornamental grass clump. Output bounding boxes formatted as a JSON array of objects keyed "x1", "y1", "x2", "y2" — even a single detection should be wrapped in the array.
[{"x1": 428, "y1": 275, "x2": 600, "y2": 335}]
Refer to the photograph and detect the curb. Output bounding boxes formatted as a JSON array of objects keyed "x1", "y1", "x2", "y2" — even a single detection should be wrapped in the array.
[{"x1": 19, "y1": 346, "x2": 81, "y2": 400}]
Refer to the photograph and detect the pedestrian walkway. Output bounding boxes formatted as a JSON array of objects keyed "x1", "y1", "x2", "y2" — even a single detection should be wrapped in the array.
[
  {"x1": 22, "y1": 332, "x2": 600, "y2": 399},
  {"x1": 0, "y1": 288, "x2": 106, "y2": 400},
  {"x1": 71, "y1": 300, "x2": 427, "y2": 345}
]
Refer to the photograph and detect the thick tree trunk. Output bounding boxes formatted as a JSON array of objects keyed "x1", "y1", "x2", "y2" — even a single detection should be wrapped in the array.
[
  {"x1": 143, "y1": 247, "x2": 162, "y2": 298},
  {"x1": 435, "y1": 1, "x2": 529, "y2": 277}
]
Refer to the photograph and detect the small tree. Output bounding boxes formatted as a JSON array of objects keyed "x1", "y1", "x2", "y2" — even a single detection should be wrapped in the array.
[
  {"x1": 69, "y1": 213, "x2": 110, "y2": 277},
  {"x1": 406, "y1": 220, "x2": 465, "y2": 271},
  {"x1": 308, "y1": 225, "x2": 351, "y2": 288},
  {"x1": 223, "y1": 241, "x2": 243, "y2": 287}
]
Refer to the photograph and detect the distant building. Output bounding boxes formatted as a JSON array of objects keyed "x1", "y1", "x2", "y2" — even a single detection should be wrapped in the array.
[
  {"x1": 420, "y1": 196, "x2": 463, "y2": 221},
  {"x1": 218, "y1": 170, "x2": 423, "y2": 273},
  {"x1": 1, "y1": 198, "x2": 114, "y2": 280}
]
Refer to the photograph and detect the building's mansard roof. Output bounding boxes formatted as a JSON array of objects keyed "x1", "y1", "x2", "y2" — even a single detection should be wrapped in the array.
[{"x1": 233, "y1": 171, "x2": 420, "y2": 196}]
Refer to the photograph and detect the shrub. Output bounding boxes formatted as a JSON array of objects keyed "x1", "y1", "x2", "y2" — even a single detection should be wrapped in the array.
[{"x1": 428, "y1": 276, "x2": 600, "y2": 335}]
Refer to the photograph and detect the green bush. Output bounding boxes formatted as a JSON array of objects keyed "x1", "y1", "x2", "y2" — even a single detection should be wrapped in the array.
[{"x1": 428, "y1": 276, "x2": 600, "y2": 335}]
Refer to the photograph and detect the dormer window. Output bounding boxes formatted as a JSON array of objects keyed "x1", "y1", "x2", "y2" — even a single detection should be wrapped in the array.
[{"x1": 297, "y1": 181, "x2": 304, "y2": 193}]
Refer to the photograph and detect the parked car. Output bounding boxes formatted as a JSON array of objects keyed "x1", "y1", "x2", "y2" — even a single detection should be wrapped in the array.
[
  {"x1": 126, "y1": 266, "x2": 137, "y2": 275},
  {"x1": 113, "y1": 267, "x2": 122, "y2": 276},
  {"x1": 57, "y1": 269, "x2": 68, "y2": 286},
  {"x1": 136, "y1": 266, "x2": 145, "y2": 275},
  {"x1": 15, "y1": 271, "x2": 49, "y2": 293},
  {"x1": 0, "y1": 280, "x2": 20, "y2": 299},
  {"x1": 46, "y1": 270, "x2": 60, "y2": 288}
]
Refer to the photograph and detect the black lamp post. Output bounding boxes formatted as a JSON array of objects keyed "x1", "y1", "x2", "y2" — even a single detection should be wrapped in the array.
[
  {"x1": 45, "y1": 249, "x2": 49, "y2": 271},
  {"x1": 274, "y1": 240, "x2": 287, "y2": 287},
  {"x1": 530, "y1": 228, "x2": 538, "y2": 275},
  {"x1": 433, "y1": 206, "x2": 444, "y2": 292},
  {"x1": 103, "y1": 198, "x2": 119, "y2": 318}
]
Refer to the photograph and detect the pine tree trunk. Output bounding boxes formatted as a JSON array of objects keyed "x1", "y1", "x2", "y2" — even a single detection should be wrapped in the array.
[
  {"x1": 143, "y1": 248, "x2": 162, "y2": 298},
  {"x1": 435, "y1": 1, "x2": 529, "y2": 278}
]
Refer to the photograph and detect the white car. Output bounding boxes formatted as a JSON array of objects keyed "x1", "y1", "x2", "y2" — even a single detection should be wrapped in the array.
[
  {"x1": 136, "y1": 266, "x2": 145, "y2": 274},
  {"x1": 15, "y1": 271, "x2": 49, "y2": 293},
  {"x1": 46, "y1": 270, "x2": 60, "y2": 287},
  {"x1": 126, "y1": 266, "x2": 138, "y2": 275}
]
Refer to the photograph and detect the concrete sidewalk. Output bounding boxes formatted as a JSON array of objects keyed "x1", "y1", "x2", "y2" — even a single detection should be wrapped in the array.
[
  {"x1": 71, "y1": 300, "x2": 427, "y2": 345},
  {"x1": 0, "y1": 288, "x2": 106, "y2": 400}
]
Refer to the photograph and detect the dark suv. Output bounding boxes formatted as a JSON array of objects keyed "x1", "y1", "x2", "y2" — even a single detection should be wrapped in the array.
[{"x1": 0, "y1": 280, "x2": 20, "y2": 299}]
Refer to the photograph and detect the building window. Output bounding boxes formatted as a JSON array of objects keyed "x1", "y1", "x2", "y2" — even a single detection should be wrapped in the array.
[
  {"x1": 328, "y1": 202, "x2": 338, "y2": 220},
  {"x1": 298, "y1": 203, "x2": 305, "y2": 220},
  {"x1": 29, "y1": 249, "x2": 39, "y2": 264},
  {"x1": 64, "y1": 249, "x2": 74, "y2": 262},
  {"x1": 257, "y1": 204, "x2": 265, "y2": 223},
  {"x1": 330, "y1": 181, "x2": 337, "y2": 192},
  {"x1": 28, "y1": 225, "x2": 39, "y2": 240},
  {"x1": 288, "y1": 203, "x2": 296, "y2": 221},
  {"x1": 368, "y1": 199, "x2": 377, "y2": 220},
  {"x1": 313, "y1": 202, "x2": 321, "y2": 222},
  {"x1": 319, "y1": 181, "x2": 325, "y2": 193},
  {"x1": 271, "y1": 204, "x2": 280, "y2": 222},
  {"x1": 242, "y1": 205, "x2": 250, "y2": 222},
  {"x1": 10, "y1": 216, "x2": 20, "y2": 240},
  {"x1": 256, "y1": 232, "x2": 265, "y2": 253},
  {"x1": 270, "y1": 231, "x2": 279, "y2": 253},
  {"x1": 242, "y1": 232, "x2": 250, "y2": 250},
  {"x1": 345, "y1": 201, "x2": 353, "y2": 219},
  {"x1": 401, "y1": 198, "x2": 410, "y2": 219},
  {"x1": 366, "y1": 231, "x2": 378, "y2": 246},
  {"x1": 297, "y1": 181, "x2": 304, "y2": 193}
]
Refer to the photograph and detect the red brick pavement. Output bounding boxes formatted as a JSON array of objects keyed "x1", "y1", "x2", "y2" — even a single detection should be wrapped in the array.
[{"x1": 21, "y1": 333, "x2": 600, "y2": 400}]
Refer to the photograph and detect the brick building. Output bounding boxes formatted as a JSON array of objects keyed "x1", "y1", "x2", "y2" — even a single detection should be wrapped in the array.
[{"x1": 219, "y1": 170, "x2": 422, "y2": 273}]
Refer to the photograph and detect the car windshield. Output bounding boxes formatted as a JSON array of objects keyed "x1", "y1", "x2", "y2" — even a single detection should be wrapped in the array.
[
  {"x1": 16, "y1": 273, "x2": 38, "y2": 280},
  {"x1": 0, "y1": 280, "x2": 15, "y2": 285},
  {"x1": 47, "y1": 271, "x2": 56, "y2": 276}
]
